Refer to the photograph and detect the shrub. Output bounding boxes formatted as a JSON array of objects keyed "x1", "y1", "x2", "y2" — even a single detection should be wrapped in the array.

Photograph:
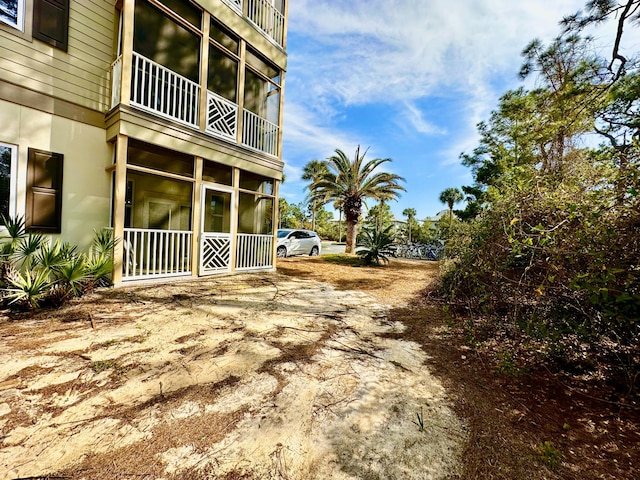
[
  {"x1": 0, "y1": 216, "x2": 117, "y2": 310},
  {"x1": 356, "y1": 225, "x2": 396, "y2": 266}
]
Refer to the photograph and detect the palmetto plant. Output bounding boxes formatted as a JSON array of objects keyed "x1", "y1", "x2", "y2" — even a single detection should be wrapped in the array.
[
  {"x1": 5, "y1": 269, "x2": 52, "y2": 309},
  {"x1": 356, "y1": 225, "x2": 396, "y2": 266},
  {"x1": 0, "y1": 216, "x2": 117, "y2": 310},
  {"x1": 310, "y1": 146, "x2": 405, "y2": 254}
]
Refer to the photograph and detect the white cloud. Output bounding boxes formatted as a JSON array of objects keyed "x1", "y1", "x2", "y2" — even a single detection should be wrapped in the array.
[
  {"x1": 288, "y1": 0, "x2": 585, "y2": 107},
  {"x1": 399, "y1": 101, "x2": 447, "y2": 135}
]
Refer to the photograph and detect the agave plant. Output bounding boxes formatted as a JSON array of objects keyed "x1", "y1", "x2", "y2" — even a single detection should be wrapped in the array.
[{"x1": 356, "y1": 225, "x2": 396, "y2": 266}]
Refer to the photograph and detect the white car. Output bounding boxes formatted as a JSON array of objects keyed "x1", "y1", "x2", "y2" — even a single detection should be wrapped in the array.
[{"x1": 276, "y1": 229, "x2": 322, "y2": 258}]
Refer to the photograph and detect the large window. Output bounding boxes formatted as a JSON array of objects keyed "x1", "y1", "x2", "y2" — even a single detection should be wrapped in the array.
[
  {"x1": 0, "y1": 142, "x2": 17, "y2": 221},
  {"x1": 0, "y1": 0, "x2": 25, "y2": 31},
  {"x1": 238, "y1": 170, "x2": 275, "y2": 234},
  {"x1": 134, "y1": 0, "x2": 201, "y2": 83},
  {"x1": 244, "y1": 48, "x2": 281, "y2": 123}
]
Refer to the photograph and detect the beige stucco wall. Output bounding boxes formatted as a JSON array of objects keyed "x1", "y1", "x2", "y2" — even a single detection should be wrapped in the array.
[{"x1": 0, "y1": 99, "x2": 112, "y2": 250}]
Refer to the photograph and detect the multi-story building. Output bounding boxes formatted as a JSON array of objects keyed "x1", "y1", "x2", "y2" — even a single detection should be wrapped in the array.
[{"x1": 0, "y1": 0, "x2": 287, "y2": 283}]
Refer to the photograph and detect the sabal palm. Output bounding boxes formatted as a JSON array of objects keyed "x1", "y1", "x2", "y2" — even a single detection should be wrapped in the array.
[
  {"x1": 402, "y1": 207, "x2": 417, "y2": 243},
  {"x1": 301, "y1": 159, "x2": 329, "y2": 230},
  {"x1": 311, "y1": 146, "x2": 405, "y2": 253},
  {"x1": 439, "y1": 187, "x2": 464, "y2": 228}
]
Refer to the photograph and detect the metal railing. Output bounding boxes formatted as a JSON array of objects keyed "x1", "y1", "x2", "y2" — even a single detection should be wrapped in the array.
[
  {"x1": 242, "y1": 109, "x2": 279, "y2": 157},
  {"x1": 123, "y1": 228, "x2": 192, "y2": 280},
  {"x1": 130, "y1": 52, "x2": 200, "y2": 127},
  {"x1": 206, "y1": 90, "x2": 238, "y2": 141},
  {"x1": 247, "y1": 0, "x2": 285, "y2": 46},
  {"x1": 235, "y1": 234, "x2": 273, "y2": 270}
]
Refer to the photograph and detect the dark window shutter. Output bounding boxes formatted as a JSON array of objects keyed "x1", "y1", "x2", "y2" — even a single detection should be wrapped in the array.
[
  {"x1": 33, "y1": 0, "x2": 70, "y2": 52},
  {"x1": 26, "y1": 148, "x2": 64, "y2": 233}
]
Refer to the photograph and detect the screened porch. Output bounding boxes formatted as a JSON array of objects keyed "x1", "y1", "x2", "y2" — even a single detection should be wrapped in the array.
[{"x1": 116, "y1": 140, "x2": 277, "y2": 282}]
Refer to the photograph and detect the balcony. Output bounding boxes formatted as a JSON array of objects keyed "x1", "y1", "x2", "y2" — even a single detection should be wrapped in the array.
[
  {"x1": 112, "y1": 52, "x2": 279, "y2": 158},
  {"x1": 223, "y1": 0, "x2": 285, "y2": 47}
]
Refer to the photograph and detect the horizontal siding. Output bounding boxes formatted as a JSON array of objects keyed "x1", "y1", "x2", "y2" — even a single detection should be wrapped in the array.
[{"x1": 0, "y1": 0, "x2": 114, "y2": 113}]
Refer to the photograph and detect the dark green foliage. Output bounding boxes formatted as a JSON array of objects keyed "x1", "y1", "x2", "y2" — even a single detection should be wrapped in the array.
[
  {"x1": 356, "y1": 225, "x2": 396, "y2": 266},
  {"x1": 440, "y1": 21, "x2": 640, "y2": 393}
]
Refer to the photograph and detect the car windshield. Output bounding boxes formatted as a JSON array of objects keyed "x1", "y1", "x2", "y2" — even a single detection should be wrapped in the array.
[{"x1": 277, "y1": 230, "x2": 291, "y2": 238}]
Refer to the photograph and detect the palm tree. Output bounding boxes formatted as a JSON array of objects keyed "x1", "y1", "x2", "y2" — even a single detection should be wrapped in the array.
[
  {"x1": 311, "y1": 146, "x2": 405, "y2": 254},
  {"x1": 439, "y1": 187, "x2": 463, "y2": 228},
  {"x1": 301, "y1": 159, "x2": 329, "y2": 231},
  {"x1": 402, "y1": 207, "x2": 417, "y2": 244}
]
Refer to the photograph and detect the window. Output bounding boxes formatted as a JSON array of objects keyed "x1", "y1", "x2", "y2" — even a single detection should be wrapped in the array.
[
  {"x1": 134, "y1": 0, "x2": 201, "y2": 83},
  {"x1": 0, "y1": 0, "x2": 25, "y2": 31},
  {"x1": 32, "y1": 0, "x2": 69, "y2": 51},
  {"x1": 203, "y1": 160, "x2": 232, "y2": 186},
  {"x1": 207, "y1": 47, "x2": 238, "y2": 102},
  {"x1": 0, "y1": 142, "x2": 17, "y2": 221},
  {"x1": 244, "y1": 48, "x2": 281, "y2": 124},
  {"x1": 26, "y1": 148, "x2": 64, "y2": 233},
  {"x1": 128, "y1": 139, "x2": 194, "y2": 178},
  {"x1": 210, "y1": 18, "x2": 238, "y2": 54},
  {"x1": 239, "y1": 170, "x2": 273, "y2": 194}
]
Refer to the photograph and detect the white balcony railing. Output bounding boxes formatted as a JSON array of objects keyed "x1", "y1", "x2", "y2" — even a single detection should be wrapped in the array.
[
  {"x1": 111, "y1": 56, "x2": 123, "y2": 109},
  {"x1": 242, "y1": 109, "x2": 278, "y2": 157},
  {"x1": 247, "y1": 0, "x2": 285, "y2": 46},
  {"x1": 130, "y1": 52, "x2": 200, "y2": 127},
  {"x1": 109, "y1": 54, "x2": 279, "y2": 157},
  {"x1": 206, "y1": 91, "x2": 238, "y2": 141},
  {"x1": 236, "y1": 234, "x2": 273, "y2": 271},
  {"x1": 222, "y1": 0, "x2": 242, "y2": 13},
  {"x1": 123, "y1": 228, "x2": 192, "y2": 280}
]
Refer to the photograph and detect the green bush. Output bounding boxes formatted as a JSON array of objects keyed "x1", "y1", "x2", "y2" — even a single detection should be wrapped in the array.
[
  {"x1": 0, "y1": 215, "x2": 117, "y2": 310},
  {"x1": 356, "y1": 225, "x2": 396, "y2": 266},
  {"x1": 439, "y1": 153, "x2": 640, "y2": 391}
]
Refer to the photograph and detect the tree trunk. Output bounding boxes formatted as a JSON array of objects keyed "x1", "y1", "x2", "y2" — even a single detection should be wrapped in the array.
[{"x1": 345, "y1": 220, "x2": 358, "y2": 254}]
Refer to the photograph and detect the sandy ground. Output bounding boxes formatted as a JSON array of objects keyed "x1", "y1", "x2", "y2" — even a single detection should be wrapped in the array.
[{"x1": 0, "y1": 267, "x2": 464, "y2": 479}]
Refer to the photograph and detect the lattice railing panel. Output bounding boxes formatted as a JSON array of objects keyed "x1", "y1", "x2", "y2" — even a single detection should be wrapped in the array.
[
  {"x1": 206, "y1": 91, "x2": 238, "y2": 141},
  {"x1": 201, "y1": 233, "x2": 232, "y2": 272}
]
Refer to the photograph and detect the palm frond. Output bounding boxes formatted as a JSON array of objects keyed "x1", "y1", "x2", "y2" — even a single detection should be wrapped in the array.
[
  {"x1": 4, "y1": 269, "x2": 51, "y2": 309},
  {"x1": 13, "y1": 234, "x2": 46, "y2": 270},
  {"x1": 57, "y1": 255, "x2": 90, "y2": 297}
]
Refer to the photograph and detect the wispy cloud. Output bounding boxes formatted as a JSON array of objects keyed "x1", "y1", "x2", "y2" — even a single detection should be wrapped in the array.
[{"x1": 288, "y1": 0, "x2": 583, "y2": 105}]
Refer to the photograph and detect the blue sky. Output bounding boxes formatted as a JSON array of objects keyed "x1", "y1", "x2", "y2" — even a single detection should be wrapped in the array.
[{"x1": 278, "y1": 0, "x2": 629, "y2": 221}]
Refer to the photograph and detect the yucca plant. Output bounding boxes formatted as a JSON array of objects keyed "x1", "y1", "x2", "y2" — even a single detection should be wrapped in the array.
[{"x1": 356, "y1": 225, "x2": 396, "y2": 266}]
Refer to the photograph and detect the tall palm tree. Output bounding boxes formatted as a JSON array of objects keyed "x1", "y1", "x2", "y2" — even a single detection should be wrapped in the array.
[
  {"x1": 311, "y1": 146, "x2": 405, "y2": 254},
  {"x1": 301, "y1": 159, "x2": 329, "y2": 231},
  {"x1": 439, "y1": 187, "x2": 463, "y2": 228},
  {"x1": 402, "y1": 207, "x2": 417, "y2": 244}
]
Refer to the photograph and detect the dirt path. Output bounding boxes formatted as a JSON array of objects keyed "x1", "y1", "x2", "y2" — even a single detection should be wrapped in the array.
[{"x1": 0, "y1": 262, "x2": 463, "y2": 479}]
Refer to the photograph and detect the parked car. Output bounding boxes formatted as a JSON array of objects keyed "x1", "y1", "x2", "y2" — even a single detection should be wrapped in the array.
[{"x1": 276, "y1": 229, "x2": 322, "y2": 258}]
